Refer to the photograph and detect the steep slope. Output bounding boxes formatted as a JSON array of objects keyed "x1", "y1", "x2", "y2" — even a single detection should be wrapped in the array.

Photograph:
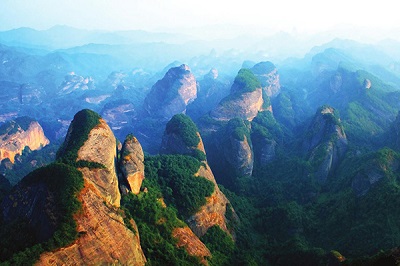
[
  {"x1": 0, "y1": 109, "x2": 146, "y2": 265},
  {"x1": 251, "y1": 61, "x2": 281, "y2": 98},
  {"x1": 160, "y1": 114, "x2": 235, "y2": 238},
  {"x1": 303, "y1": 106, "x2": 348, "y2": 183},
  {"x1": 143, "y1": 64, "x2": 197, "y2": 120},
  {"x1": 210, "y1": 68, "x2": 267, "y2": 121},
  {"x1": 119, "y1": 134, "x2": 145, "y2": 195},
  {"x1": 0, "y1": 117, "x2": 49, "y2": 163},
  {"x1": 39, "y1": 109, "x2": 146, "y2": 265}
]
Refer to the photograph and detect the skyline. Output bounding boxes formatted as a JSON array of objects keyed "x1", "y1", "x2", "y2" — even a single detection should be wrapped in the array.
[{"x1": 1, "y1": 0, "x2": 399, "y2": 35}]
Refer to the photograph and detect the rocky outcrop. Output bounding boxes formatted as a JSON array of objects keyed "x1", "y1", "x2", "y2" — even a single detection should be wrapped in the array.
[
  {"x1": 143, "y1": 64, "x2": 197, "y2": 120},
  {"x1": 210, "y1": 68, "x2": 267, "y2": 122},
  {"x1": 210, "y1": 88, "x2": 264, "y2": 121},
  {"x1": 161, "y1": 114, "x2": 236, "y2": 238},
  {"x1": 58, "y1": 72, "x2": 94, "y2": 95},
  {"x1": 251, "y1": 61, "x2": 281, "y2": 98},
  {"x1": 224, "y1": 134, "x2": 254, "y2": 177},
  {"x1": 221, "y1": 118, "x2": 254, "y2": 177},
  {"x1": 73, "y1": 116, "x2": 120, "y2": 207},
  {"x1": 0, "y1": 117, "x2": 49, "y2": 163},
  {"x1": 37, "y1": 109, "x2": 146, "y2": 265},
  {"x1": 119, "y1": 134, "x2": 145, "y2": 195},
  {"x1": 187, "y1": 164, "x2": 233, "y2": 237},
  {"x1": 303, "y1": 106, "x2": 348, "y2": 183},
  {"x1": 37, "y1": 180, "x2": 146, "y2": 265},
  {"x1": 172, "y1": 227, "x2": 211, "y2": 265}
]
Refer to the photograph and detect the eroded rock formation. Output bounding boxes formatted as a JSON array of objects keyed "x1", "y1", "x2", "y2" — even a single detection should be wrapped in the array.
[{"x1": 0, "y1": 117, "x2": 49, "y2": 163}]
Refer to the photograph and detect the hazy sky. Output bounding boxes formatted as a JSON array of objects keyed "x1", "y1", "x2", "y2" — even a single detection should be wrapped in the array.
[{"x1": 1, "y1": 0, "x2": 399, "y2": 33}]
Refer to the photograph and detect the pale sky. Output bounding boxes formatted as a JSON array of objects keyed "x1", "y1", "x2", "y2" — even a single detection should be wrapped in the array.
[{"x1": 1, "y1": 0, "x2": 399, "y2": 34}]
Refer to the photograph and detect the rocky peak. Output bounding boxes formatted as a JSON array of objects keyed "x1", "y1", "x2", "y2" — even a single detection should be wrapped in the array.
[
  {"x1": 210, "y1": 68, "x2": 266, "y2": 121},
  {"x1": 57, "y1": 109, "x2": 120, "y2": 207},
  {"x1": 251, "y1": 61, "x2": 281, "y2": 98},
  {"x1": 0, "y1": 117, "x2": 49, "y2": 163},
  {"x1": 143, "y1": 64, "x2": 197, "y2": 120},
  {"x1": 303, "y1": 105, "x2": 348, "y2": 183},
  {"x1": 119, "y1": 134, "x2": 145, "y2": 195},
  {"x1": 223, "y1": 118, "x2": 254, "y2": 177},
  {"x1": 40, "y1": 109, "x2": 145, "y2": 264},
  {"x1": 160, "y1": 114, "x2": 236, "y2": 238}
]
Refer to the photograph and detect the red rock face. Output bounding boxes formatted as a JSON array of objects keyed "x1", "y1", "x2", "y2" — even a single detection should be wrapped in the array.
[
  {"x1": 36, "y1": 181, "x2": 146, "y2": 266},
  {"x1": 0, "y1": 121, "x2": 49, "y2": 163},
  {"x1": 187, "y1": 163, "x2": 235, "y2": 238},
  {"x1": 76, "y1": 119, "x2": 120, "y2": 207},
  {"x1": 210, "y1": 88, "x2": 264, "y2": 122},
  {"x1": 37, "y1": 118, "x2": 146, "y2": 265},
  {"x1": 172, "y1": 227, "x2": 211, "y2": 265},
  {"x1": 119, "y1": 135, "x2": 145, "y2": 195}
]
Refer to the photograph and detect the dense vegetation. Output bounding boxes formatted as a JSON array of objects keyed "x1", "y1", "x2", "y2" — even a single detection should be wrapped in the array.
[
  {"x1": 121, "y1": 153, "x2": 216, "y2": 265},
  {"x1": 232, "y1": 68, "x2": 261, "y2": 93},
  {"x1": 56, "y1": 109, "x2": 104, "y2": 168},
  {"x1": 200, "y1": 225, "x2": 235, "y2": 265},
  {"x1": 144, "y1": 154, "x2": 214, "y2": 218},
  {"x1": 122, "y1": 180, "x2": 201, "y2": 266},
  {"x1": 0, "y1": 163, "x2": 84, "y2": 265},
  {"x1": 165, "y1": 113, "x2": 201, "y2": 148}
]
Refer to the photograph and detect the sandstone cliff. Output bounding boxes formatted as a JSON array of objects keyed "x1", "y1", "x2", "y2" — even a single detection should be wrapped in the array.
[
  {"x1": 0, "y1": 117, "x2": 49, "y2": 163},
  {"x1": 251, "y1": 61, "x2": 281, "y2": 98},
  {"x1": 143, "y1": 64, "x2": 197, "y2": 120},
  {"x1": 119, "y1": 134, "x2": 145, "y2": 195},
  {"x1": 160, "y1": 114, "x2": 235, "y2": 238},
  {"x1": 38, "y1": 109, "x2": 145, "y2": 265},
  {"x1": 210, "y1": 68, "x2": 267, "y2": 122},
  {"x1": 303, "y1": 106, "x2": 348, "y2": 183}
]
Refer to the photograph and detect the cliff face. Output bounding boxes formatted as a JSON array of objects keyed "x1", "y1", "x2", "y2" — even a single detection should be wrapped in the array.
[
  {"x1": 37, "y1": 180, "x2": 146, "y2": 265},
  {"x1": 144, "y1": 64, "x2": 197, "y2": 120},
  {"x1": 303, "y1": 106, "x2": 348, "y2": 183},
  {"x1": 75, "y1": 117, "x2": 121, "y2": 207},
  {"x1": 172, "y1": 226, "x2": 211, "y2": 265},
  {"x1": 0, "y1": 117, "x2": 49, "y2": 163},
  {"x1": 38, "y1": 110, "x2": 146, "y2": 265},
  {"x1": 119, "y1": 134, "x2": 145, "y2": 195},
  {"x1": 224, "y1": 134, "x2": 254, "y2": 177},
  {"x1": 187, "y1": 164, "x2": 233, "y2": 237},
  {"x1": 210, "y1": 88, "x2": 264, "y2": 121},
  {"x1": 251, "y1": 61, "x2": 281, "y2": 98},
  {"x1": 161, "y1": 114, "x2": 235, "y2": 238},
  {"x1": 210, "y1": 68, "x2": 266, "y2": 122}
]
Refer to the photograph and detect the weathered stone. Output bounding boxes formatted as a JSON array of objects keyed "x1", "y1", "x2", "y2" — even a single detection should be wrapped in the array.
[
  {"x1": 172, "y1": 226, "x2": 211, "y2": 265},
  {"x1": 144, "y1": 64, "x2": 197, "y2": 120},
  {"x1": 119, "y1": 135, "x2": 145, "y2": 194},
  {"x1": 0, "y1": 119, "x2": 49, "y2": 163},
  {"x1": 76, "y1": 119, "x2": 120, "y2": 207}
]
